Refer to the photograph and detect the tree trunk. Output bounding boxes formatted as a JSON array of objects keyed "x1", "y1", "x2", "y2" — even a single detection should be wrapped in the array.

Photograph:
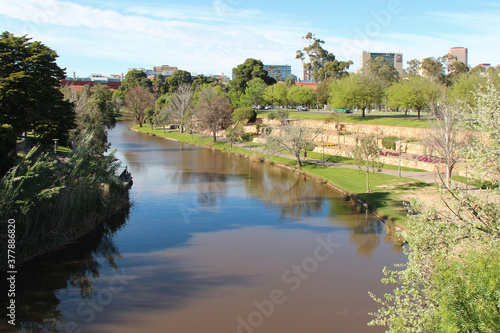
[
  {"x1": 296, "y1": 153, "x2": 302, "y2": 167},
  {"x1": 366, "y1": 169, "x2": 370, "y2": 192},
  {"x1": 180, "y1": 125, "x2": 184, "y2": 133},
  {"x1": 361, "y1": 107, "x2": 366, "y2": 118},
  {"x1": 213, "y1": 131, "x2": 217, "y2": 142},
  {"x1": 417, "y1": 108, "x2": 421, "y2": 120}
]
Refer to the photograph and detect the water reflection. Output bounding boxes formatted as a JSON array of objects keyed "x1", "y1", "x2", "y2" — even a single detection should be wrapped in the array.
[
  {"x1": 0, "y1": 208, "x2": 129, "y2": 332},
  {"x1": 3, "y1": 124, "x2": 405, "y2": 332}
]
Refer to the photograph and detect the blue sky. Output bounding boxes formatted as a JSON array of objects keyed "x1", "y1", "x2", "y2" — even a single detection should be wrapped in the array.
[{"x1": 1, "y1": 0, "x2": 499, "y2": 78}]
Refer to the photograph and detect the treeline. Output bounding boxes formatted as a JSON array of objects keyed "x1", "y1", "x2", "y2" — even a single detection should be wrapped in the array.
[{"x1": 0, "y1": 32, "x2": 130, "y2": 269}]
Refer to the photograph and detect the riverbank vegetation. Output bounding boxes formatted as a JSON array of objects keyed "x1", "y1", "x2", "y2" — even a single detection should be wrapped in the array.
[{"x1": 0, "y1": 32, "x2": 130, "y2": 270}]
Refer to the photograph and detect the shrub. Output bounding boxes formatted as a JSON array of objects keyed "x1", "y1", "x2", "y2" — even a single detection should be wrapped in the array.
[
  {"x1": 232, "y1": 107, "x2": 257, "y2": 123},
  {"x1": 381, "y1": 136, "x2": 401, "y2": 150}
]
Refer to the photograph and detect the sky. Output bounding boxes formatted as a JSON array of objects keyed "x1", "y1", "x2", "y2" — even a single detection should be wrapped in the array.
[{"x1": 1, "y1": 0, "x2": 499, "y2": 79}]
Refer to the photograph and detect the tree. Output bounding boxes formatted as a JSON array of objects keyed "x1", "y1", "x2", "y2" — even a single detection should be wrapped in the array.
[
  {"x1": 352, "y1": 134, "x2": 381, "y2": 192},
  {"x1": 196, "y1": 87, "x2": 232, "y2": 142},
  {"x1": 164, "y1": 83, "x2": 193, "y2": 133},
  {"x1": 448, "y1": 72, "x2": 487, "y2": 107},
  {"x1": 120, "y1": 70, "x2": 151, "y2": 94},
  {"x1": 230, "y1": 58, "x2": 276, "y2": 93},
  {"x1": 386, "y1": 76, "x2": 438, "y2": 119},
  {"x1": 364, "y1": 56, "x2": 399, "y2": 84},
  {"x1": 421, "y1": 56, "x2": 446, "y2": 84},
  {"x1": 70, "y1": 85, "x2": 117, "y2": 154},
  {"x1": 405, "y1": 59, "x2": 421, "y2": 77},
  {"x1": 225, "y1": 122, "x2": 245, "y2": 149},
  {"x1": 264, "y1": 82, "x2": 289, "y2": 107},
  {"x1": 125, "y1": 86, "x2": 155, "y2": 127},
  {"x1": 369, "y1": 81, "x2": 500, "y2": 332},
  {"x1": 167, "y1": 70, "x2": 192, "y2": 93},
  {"x1": 244, "y1": 77, "x2": 267, "y2": 107},
  {"x1": 316, "y1": 79, "x2": 332, "y2": 107},
  {"x1": 152, "y1": 74, "x2": 167, "y2": 96},
  {"x1": 192, "y1": 74, "x2": 218, "y2": 92},
  {"x1": 0, "y1": 32, "x2": 75, "y2": 146},
  {"x1": 426, "y1": 102, "x2": 466, "y2": 187},
  {"x1": 296, "y1": 32, "x2": 352, "y2": 82},
  {"x1": 285, "y1": 76, "x2": 296, "y2": 87},
  {"x1": 287, "y1": 85, "x2": 316, "y2": 107},
  {"x1": 464, "y1": 81, "x2": 500, "y2": 187},
  {"x1": 264, "y1": 119, "x2": 320, "y2": 167},
  {"x1": 232, "y1": 107, "x2": 257, "y2": 123},
  {"x1": 329, "y1": 74, "x2": 384, "y2": 117}
]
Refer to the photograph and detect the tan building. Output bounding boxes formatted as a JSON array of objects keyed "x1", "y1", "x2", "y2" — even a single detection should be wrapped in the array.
[
  {"x1": 448, "y1": 47, "x2": 468, "y2": 65},
  {"x1": 359, "y1": 51, "x2": 404, "y2": 76},
  {"x1": 153, "y1": 65, "x2": 178, "y2": 76}
]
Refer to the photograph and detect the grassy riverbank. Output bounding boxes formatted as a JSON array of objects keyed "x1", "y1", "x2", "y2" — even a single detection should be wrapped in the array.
[{"x1": 132, "y1": 125, "x2": 433, "y2": 225}]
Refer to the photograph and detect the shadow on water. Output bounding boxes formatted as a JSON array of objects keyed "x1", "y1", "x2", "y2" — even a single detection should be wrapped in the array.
[{"x1": 0, "y1": 209, "x2": 130, "y2": 332}]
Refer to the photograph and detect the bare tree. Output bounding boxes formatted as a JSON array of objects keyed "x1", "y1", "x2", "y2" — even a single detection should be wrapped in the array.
[
  {"x1": 352, "y1": 134, "x2": 381, "y2": 192},
  {"x1": 196, "y1": 87, "x2": 232, "y2": 142},
  {"x1": 264, "y1": 119, "x2": 321, "y2": 167},
  {"x1": 125, "y1": 86, "x2": 155, "y2": 127},
  {"x1": 426, "y1": 102, "x2": 466, "y2": 187},
  {"x1": 165, "y1": 83, "x2": 193, "y2": 133}
]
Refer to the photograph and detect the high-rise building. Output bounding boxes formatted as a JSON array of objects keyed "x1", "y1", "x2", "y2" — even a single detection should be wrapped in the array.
[
  {"x1": 359, "y1": 51, "x2": 404, "y2": 76},
  {"x1": 263, "y1": 64, "x2": 293, "y2": 82},
  {"x1": 448, "y1": 47, "x2": 468, "y2": 65}
]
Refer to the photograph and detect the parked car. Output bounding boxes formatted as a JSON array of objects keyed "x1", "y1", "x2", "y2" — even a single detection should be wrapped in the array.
[
  {"x1": 334, "y1": 108, "x2": 352, "y2": 113},
  {"x1": 297, "y1": 106, "x2": 309, "y2": 111}
]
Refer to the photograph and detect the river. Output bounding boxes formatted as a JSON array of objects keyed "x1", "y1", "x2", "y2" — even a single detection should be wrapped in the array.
[{"x1": 1, "y1": 123, "x2": 405, "y2": 332}]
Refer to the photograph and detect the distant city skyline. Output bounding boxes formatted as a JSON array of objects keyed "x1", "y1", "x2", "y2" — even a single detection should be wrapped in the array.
[{"x1": 1, "y1": 0, "x2": 499, "y2": 78}]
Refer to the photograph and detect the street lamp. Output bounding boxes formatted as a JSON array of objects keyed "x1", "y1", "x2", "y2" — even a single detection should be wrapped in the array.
[
  {"x1": 396, "y1": 140, "x2": 402, "y2": 178},
  {"x1": 322, "y1": 134, "x2": 326, "y2": 165},
  {"x1": 53, "y1": 138, "x2": 59, "y2": 156}
]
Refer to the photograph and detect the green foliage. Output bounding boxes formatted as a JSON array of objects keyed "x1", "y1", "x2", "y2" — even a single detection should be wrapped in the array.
[
  {"x1": 243, "y1": 77, "x2": 267, "y2": 106},
  {"x1": 369, "y1": 81, "x2": 500, "y2": 332},
  {"x1": 0, "y1": 31, "x2": 75, "y2": 145},
  {"x1": 386, "y1": 76, "x2": 443, "y2": 119},
  {"x1": 381, "y1": 136, "x2": 401, "y2": 150},
  {"x1": 287, "y1": 85, "x2": 316, "y2": 107},
  {"x1": 0, "y1": 146, "x2": 62, "y2": 216},
  {"x1": 230, "y1": 58, "x2": 276, "y2": 93},
  {"x1": 70, "y1": 85, "x2": 117, "y2": 154},
  {"x1": 264, "y1": 82, "x2": 289, "y2": 106},
  {"x1": 364, "y1": 56, "x2": 399, "y2": 84},
  {"x1": 296, "y1": 32, "x2": 352, "y2": 82},
  {"x1": 329, "y1": 74, "x2": 384, "y2": 117},
  {"x1": 432, "y1": 249, "x2": 500, "y2": 332},
  {"x1": 267, "y1": 109, "x2": 289, "y2": 124},
  {"x1": 119, "y1": 69, "x2": 150, "y2": 94},
  {"x1": 167, "y1": 70, "x2": 192, "y2": 92},
  {"x1": 232, "y1": 107, "x2": 257, "y2": 123},
  {"x1": 0, "y1": 124, "x2": 16, "y2": 176}
]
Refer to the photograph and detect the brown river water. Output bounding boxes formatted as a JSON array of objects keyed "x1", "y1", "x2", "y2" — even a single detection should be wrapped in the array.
[{"x1": 0, "y1": 123, "x2": 405, "y2": 332}]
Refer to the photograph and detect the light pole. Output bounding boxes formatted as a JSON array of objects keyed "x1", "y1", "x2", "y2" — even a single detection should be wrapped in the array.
[
  {"x1": 322, "y1": 134, "x2": 326, "y2": 165},
  {"x1": 53, "y1": 138, "x2": 59, "y2": 156},
  {"x1": 396, "y1": 140, "x2": 402, "y2": 178}
]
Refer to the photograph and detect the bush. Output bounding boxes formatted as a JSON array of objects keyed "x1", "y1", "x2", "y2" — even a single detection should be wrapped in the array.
[
  {"x1": 232, "y1": 107, "x2": 257, "y2": 123},
  {"x1": 0, "y1": 125, "x2": 17, "y2": 177},
  {"x1": 382, "y1": 136, "x2": 401, "y2": 150}
]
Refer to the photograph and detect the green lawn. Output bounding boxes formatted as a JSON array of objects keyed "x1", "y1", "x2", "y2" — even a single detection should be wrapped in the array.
[
  {"x1": 452, "y1": 175, "x2": 499, "y2": 189},
  {"x1": 259, "y1": 111, "x2": 432, "y2": 128},
  {"x1": 306, "y1": 151, "x2": 426, "y2": 172},
  {"x1": 301, "y1": 163, "x2": 431, "y2": 224}
]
